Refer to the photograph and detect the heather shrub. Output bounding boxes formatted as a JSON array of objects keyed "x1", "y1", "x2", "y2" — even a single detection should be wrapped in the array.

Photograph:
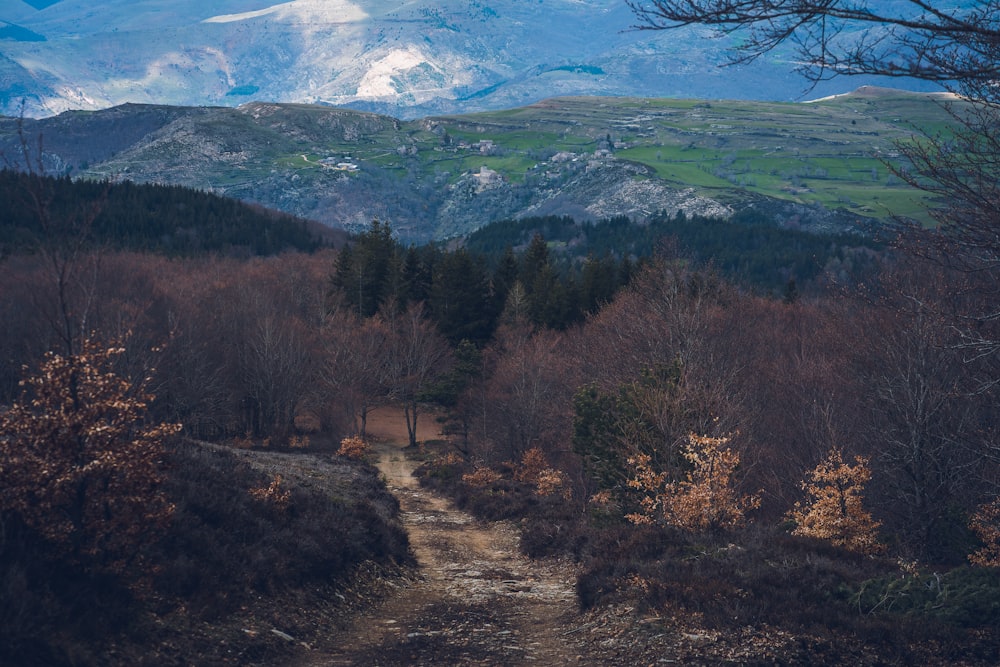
[
  {"x1": 0, "y1": 441, "x2": 411, "y2": 665},
  {"x1": 156, "y1": 442, "x2": 409, "y2": 610}
]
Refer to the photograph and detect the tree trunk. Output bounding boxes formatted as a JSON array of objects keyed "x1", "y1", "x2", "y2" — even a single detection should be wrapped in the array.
[{"x1": 404, "y1": 401, "x2": 419, "y2": 448}]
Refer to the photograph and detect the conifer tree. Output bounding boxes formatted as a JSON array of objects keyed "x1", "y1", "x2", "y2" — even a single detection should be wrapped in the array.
[
  {"x1": 520, "y1": 233, "x2": 550, "y2": 294},
  {"x1": 331, "y1": 219, "x2": 400, "y2": 317},
  {"x1": 430, "y1": 248, "x2": 495, "y2": 345}
]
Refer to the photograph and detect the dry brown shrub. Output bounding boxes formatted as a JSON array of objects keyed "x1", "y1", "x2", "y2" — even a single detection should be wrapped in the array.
[
  {"x1": 249, "y1": 474, "x2": 291, "y2": 511},
  {"x1": 434, "y1": 451, "x2": 463, "y2": 467},
  {"x1": 0, "y1": 337, "x2": 180, "y2": 574},
  {"x1": 337, "y1": 435, "x2": 369, "y2": 459},
  {"x1": 627, "y1": 433, "x2": 759, "y2": 531},
  {"x1": 514, "y1": 447, "x2": 571, "y2": 499},
  {"x1": 462, "y1": 465, "x2": 502, "y2": 487},
  {"x1": 232, "y1": 431, "x2": 255, "y2": 449},
  {"x1": 786, "y1": 447, "x2": 884, "y2": 555},
  {"x1": 535, "y1": 467, "x2": 571, "y2": 499},
  {"x1": 288, "y1": 434, "x2": 310, "y2": 449},
  {"x1": 969, "y1": 498, "x2": 1000, "y2": 566},
  {"x1": 515, "y1": 447, "x2": 550, "y2": 483}
]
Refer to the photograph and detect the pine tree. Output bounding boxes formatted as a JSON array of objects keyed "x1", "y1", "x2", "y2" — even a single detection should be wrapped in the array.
[
  {"x1": 430, "y1": 248, "x2": 495, "y2": 345},
  {"x1": 520, "y1": 233, "x2": 550, "y2": 295},
  {"x1": 491, "y1": 246, "x2": 520, "y2": 315},
  {"x1": 331, "y1": 219, "x2": 400, "y2": 317}
]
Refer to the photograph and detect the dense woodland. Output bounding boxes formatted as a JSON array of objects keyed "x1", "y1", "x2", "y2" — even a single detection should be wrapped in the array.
[
  {"x1": 0, "y1": 169, "x2": 337, "y2": 256},
  {"x1": 2, "y1": 168, "x2": 1000, "y2": 663}
]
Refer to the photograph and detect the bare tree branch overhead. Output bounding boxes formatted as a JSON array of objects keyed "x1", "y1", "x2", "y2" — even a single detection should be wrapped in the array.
[{"x1": 626, "y1": 0, "x2": 1000, "y2": 99}]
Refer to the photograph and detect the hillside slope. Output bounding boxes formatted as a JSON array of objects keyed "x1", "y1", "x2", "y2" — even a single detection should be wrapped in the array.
[{"x1": 0, "y1": 90, "x2": 953, "y2": 242}]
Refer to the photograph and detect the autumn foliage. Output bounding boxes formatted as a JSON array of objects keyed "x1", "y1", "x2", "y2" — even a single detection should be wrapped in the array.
[
  {"x1": 248, "y1": 474, "x2": 292, "y2": 511},
  {"x1": 515, "y1": 447, "x2": 570, "y2": 499},
  {"x1": 337, "y1": 435, "x2": 370, "y2": 459},
  {"x1": 969, "y1": 498, "x2": 1000, "y2": 567},
  {"x1": 786, "y1": 448, "x2": 884, "y2": 555},
  {"x1": 626, "y1": 433, "x2": 759, "y2": 531},
  {"x1": 0, "y1": 337, "x2": 180, "y2": 573}
]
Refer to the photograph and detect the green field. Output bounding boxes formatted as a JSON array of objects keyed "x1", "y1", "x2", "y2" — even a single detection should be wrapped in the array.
[{"x1": 417, "y1": 90, "x2": 957, "y2": 224}]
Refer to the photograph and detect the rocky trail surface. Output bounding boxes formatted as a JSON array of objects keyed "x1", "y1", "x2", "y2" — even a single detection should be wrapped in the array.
[{"x1": 298, "y1": 413, "x2": 596, "y2": 666}]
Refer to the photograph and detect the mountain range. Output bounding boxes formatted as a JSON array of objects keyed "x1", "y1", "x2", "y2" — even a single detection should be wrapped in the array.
[
  {"x1": 0, "y1": 89, "x2": 953, "y2": 243},
  {"x1": 1, "y1": 0, "x2": 944, "y2": 119}
]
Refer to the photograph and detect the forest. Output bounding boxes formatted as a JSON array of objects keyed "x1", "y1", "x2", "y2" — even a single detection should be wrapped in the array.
[
  {"x1": 0, "y1": 169, "x2": 337, "y2": 257},
  {"x1": 1, "y1": 165, "x2": 1000, "y2": 663}
]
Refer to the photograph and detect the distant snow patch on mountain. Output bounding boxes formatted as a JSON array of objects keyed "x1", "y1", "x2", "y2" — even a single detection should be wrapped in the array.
[
  {"x1": 203, "y1": 0, "x2": 369, "y2": 25},
  {"x1": 1, "y1": 0, "x2": 945, "y2": 119},
  {"x1": 355, "y1": 47, "x2": 466, "y2": 103}
]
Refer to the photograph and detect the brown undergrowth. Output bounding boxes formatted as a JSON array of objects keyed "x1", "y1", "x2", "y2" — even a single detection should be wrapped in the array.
[{"x1": 414, "y1": 438, "x2": 1000, "y2": 666}]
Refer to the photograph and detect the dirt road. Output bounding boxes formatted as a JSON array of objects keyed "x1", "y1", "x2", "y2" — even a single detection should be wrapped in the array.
[{"x1": 300, "y1": 408, "x2": 592, "y2": 666}]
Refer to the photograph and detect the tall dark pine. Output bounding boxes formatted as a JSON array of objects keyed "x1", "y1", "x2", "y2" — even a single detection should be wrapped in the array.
[
  {"x1": 491, "y1": 246, "x2": 520, "y2": 317},
  {"x1": 430, "y1": 249, "x2": 495, "y2": 346},
  {"x1": 331, "y1": 219, "x2": 400, "y2": 318},
  {"x1": 520, "y1": 233, "x2": 550, "y2": 296},
  {"x1": 400, "y1": 244, "x2": 433, "y2": 306}
]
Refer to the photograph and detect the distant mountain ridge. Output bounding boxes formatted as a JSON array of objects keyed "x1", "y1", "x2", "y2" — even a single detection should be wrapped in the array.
[
  {"x1": 0, "y1": 91, "x2": 952, "y2": 243},
  {"x1": 0, "y1": 0, "x2": 944, "y2": 119}
]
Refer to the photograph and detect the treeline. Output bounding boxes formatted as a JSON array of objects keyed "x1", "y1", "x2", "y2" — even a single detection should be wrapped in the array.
[
  {"x1": 1, "y1": 205, "x2": 995, "y2": 568},
  {"x1": 0, "y1": 169, "x2": 336, "y2": 256},
  {"x1": 420, "y1": 250, "x2": 1000, "y2": 565},
  {"x1": 465, "y1": 211, "x2": 883, "y2": 294},
  {"x1": 332, "y1": 219, "x2": 635, "y2": 340}
]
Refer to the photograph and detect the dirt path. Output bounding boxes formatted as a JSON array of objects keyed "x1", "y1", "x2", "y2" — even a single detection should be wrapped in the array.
[{"x1": 298, "y1": 408, "x2": 594, "y2": 666}]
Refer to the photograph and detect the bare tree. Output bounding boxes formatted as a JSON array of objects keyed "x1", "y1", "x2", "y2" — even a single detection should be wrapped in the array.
[
  {"x1": 853, "y1": 264, "x2": 988, "y2": 562},
  {"x1": 473, "y1": 324, "x2": 577, "y2": 464},
  {"x1": 384, "y1": 302, "x2": 452, "y2": 448},
  {"x1": 318, "y1": 309, "x2": 392, "y2": 438},
  {"x1": 2, "y1": 113, "x2": 106, "y2": 357},
  {"x1": 626, "y1": 1, "x2": 1000, "y2": 94}
]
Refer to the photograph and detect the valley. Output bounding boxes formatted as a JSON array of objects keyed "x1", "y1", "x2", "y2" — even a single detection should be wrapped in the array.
[{"x1": 3, "y1": 2, "x2": 1000, "y2": 665}]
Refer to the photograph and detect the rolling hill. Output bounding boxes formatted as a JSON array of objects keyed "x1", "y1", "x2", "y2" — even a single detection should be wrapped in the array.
[{"x1": 0, "y1": 88, "x2": 954, "y2": 243}]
